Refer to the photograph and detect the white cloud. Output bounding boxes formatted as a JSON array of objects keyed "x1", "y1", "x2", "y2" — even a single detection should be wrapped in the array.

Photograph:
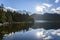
[
  {"x1": 35, "y1": 3, "x2": 52, "y2": 14},
  {"x1": 55, "y1": 0, "x2": 59, "y2": 3},
  {"x1": 35, "y1": 5, "x2": 46, "y2": 12},
  {"x1": 5, "y1": 7, "x2": 18, "y2": 11},
  {"x1": 56, "y1": 7, "x2": 60, "y2": 11},
  {"x1": 43, "y1": 3, "x2": 52, "y2": 8},
  {"x1": 35, "y1": 5, "x2": 46, "y2": 14},
  {"x1": 51, "y1": 8, "x2": 56, "y2": 12},
  {"x1": 51, "y1": 7, "x2": 60, "y2": 13}
]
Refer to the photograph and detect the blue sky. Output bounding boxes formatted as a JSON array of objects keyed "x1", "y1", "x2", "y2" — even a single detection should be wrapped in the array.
[{"x1": 0, "y1": 0, "x2": 60, "y2": 14}]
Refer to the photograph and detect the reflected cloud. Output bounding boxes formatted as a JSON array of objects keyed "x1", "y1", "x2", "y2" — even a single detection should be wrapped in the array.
[
  {"x1": 4, "y1": 32, "x2": 14, "y2": 37},
  {"x1": 3, "y1": 29, "x2": 60, "y2": 40},
  {"x1": 44, "y1": 36, "x2": 53, "y2": 40},
  {"x1": 36, "y1": 31, "x2": 43, "y2": 37}
]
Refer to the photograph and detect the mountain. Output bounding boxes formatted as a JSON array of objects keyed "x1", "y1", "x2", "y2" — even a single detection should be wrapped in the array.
[
  {"x1": 31, "y1": 13, "x2": 42, "y2": 20},
  {"x1": 31, "y1": 13, "x2": 60, "y2": 21}
]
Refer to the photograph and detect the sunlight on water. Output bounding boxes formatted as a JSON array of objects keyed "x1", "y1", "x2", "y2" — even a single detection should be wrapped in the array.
[
  {"x1": 35, "y1": 20, "x2": 48, "y2": 23},
  {"x1": 36, "y1": 31, "x2": 44, "y2": 37},
  {"x1": 3, "y1": 28, "x2": 60, "y2": 40}
]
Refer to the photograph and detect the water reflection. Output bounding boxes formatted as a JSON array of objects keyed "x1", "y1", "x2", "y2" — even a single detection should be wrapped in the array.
[
  {"x1": 1, "y1": 20, "x2": 60, "y2": 40},
  {"x1": 3, "y1": 28, "x2": 60, "y2": 40},
  {"x1": 0, "y1": 22, "x2": 34, "y2": 40},
  {"x1": 36, "y1": 31, "x2": 44, "y2": 38},
  {"x1": 33, "y1": 20, "x2": 60, "y2": 29}
]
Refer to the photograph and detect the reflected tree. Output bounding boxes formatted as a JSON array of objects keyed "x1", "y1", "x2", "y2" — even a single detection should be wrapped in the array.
[{"x1": 0, "y1": 22, "x2": 34, "y2": 40}]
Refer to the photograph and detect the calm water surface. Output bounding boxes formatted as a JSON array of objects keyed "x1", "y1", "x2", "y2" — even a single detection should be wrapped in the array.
[
  {"x1": 3, "y1": 28, "x2": 60, "y2": 40},
  {"x1": 2, "y1": 20, "x2": 60, "y2": 40}
]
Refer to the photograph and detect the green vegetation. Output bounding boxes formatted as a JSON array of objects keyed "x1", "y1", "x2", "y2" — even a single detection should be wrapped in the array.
[
  {"x1": 0, "y1": 22, "x2": 34, "y2": 40},
  {"x1": 0, "y1": 4, "x2": 34, "y2": 40},
  {"x1": 0, "y1": 4, "x2": 34, "y2": 23}
]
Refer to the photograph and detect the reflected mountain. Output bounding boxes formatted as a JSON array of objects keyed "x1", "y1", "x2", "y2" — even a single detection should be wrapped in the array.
[{"x1": 32, "y1": 21, "x2": 60, "y2": 29}]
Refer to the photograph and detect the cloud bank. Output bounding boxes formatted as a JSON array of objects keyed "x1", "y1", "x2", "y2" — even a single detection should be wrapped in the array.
[
  {"x1": 51, "y1": 7, "x2": 60, "y2": 13},
  {"x1": 5, "y1": 7, "x2": 18, "y2": 11},
  {"x1": 55, "y1": 0, "x2": 59, "y2": 3},
  {"x1": 43, "y1": 3, "x2": 52, "y2": 8}
]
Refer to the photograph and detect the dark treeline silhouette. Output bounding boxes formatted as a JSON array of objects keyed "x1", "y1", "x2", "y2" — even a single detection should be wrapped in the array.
[
  {"x1": 31, "y1": 13, "x2": 60, "y2": 21},
  {"x1": 0, "y1": 4, "x2": 34, "y2": 23}
]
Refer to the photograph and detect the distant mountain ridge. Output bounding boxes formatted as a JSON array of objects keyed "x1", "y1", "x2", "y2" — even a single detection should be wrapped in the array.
[{"x1": 31, "y1": 13, "x2": 60, "y2": 21}]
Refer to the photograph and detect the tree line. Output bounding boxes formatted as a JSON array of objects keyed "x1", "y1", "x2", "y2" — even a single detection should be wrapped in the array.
[{"x1": 0, "y1": 4, "x2": 34, "y2": 23}]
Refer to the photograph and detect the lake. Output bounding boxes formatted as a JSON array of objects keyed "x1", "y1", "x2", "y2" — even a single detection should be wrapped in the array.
[
  {"x1": 3, "y1": 28, "x2": 60, "y2": 40},
  {"x1": 1, "y1": 20, "x2": 60, "y2": 40}
]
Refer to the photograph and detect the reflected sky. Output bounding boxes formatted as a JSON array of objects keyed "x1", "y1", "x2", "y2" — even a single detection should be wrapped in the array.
[{"x1": 3, "y1": 28, "x2": 60, "y2": 40}]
